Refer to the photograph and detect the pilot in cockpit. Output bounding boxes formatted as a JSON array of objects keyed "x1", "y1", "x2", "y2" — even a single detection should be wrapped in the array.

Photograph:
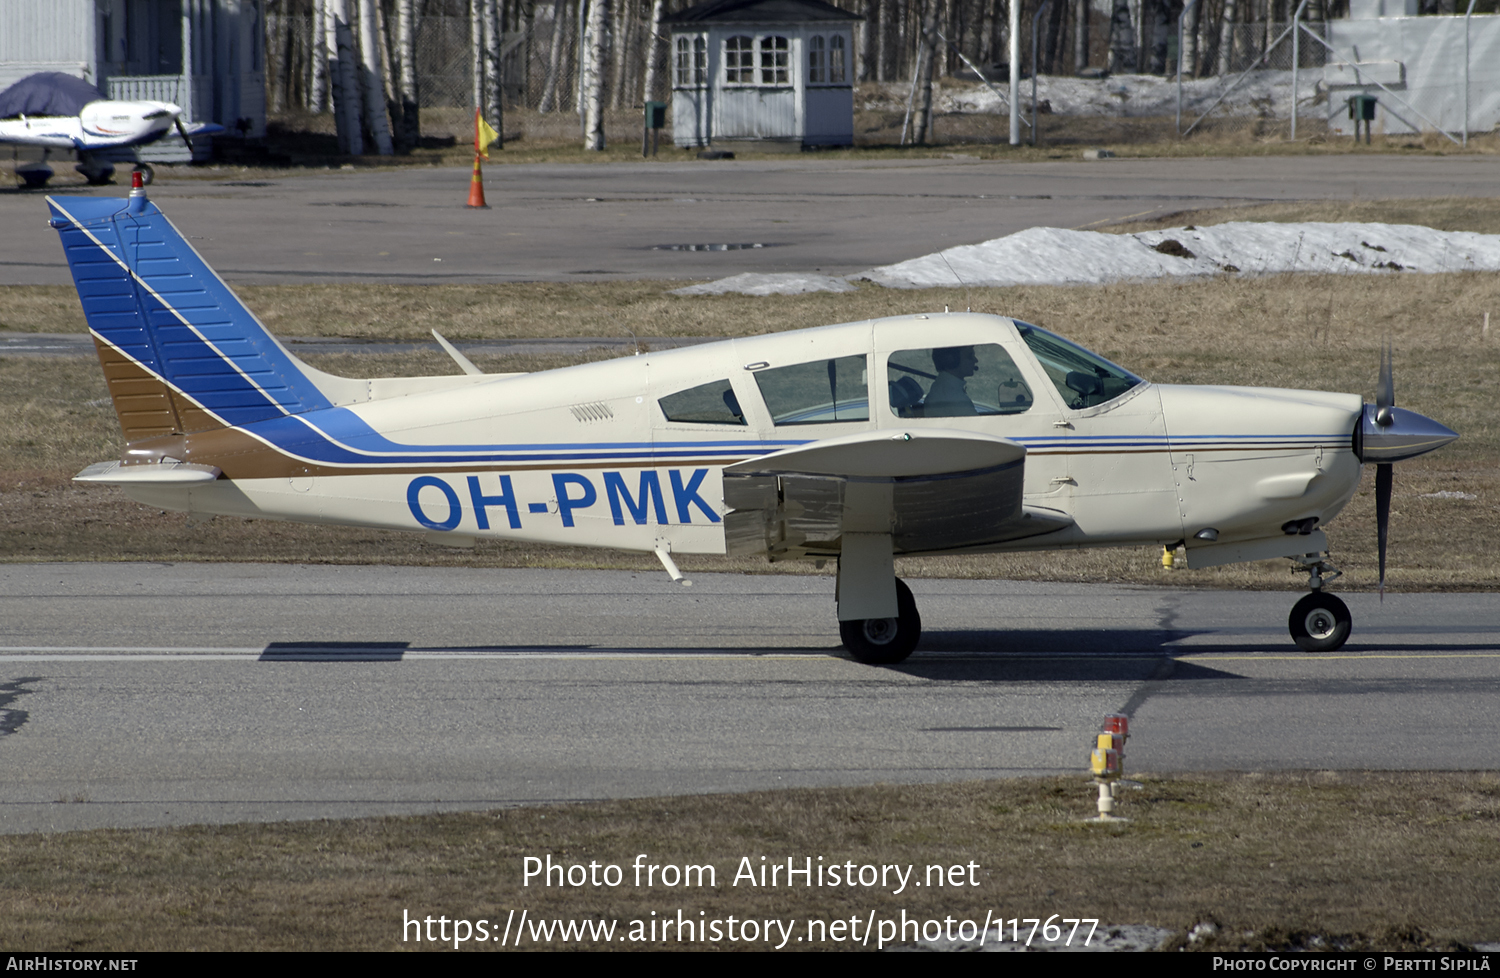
[{"x1": 923, "y1": 345, "x2": 979, "y2": 417}]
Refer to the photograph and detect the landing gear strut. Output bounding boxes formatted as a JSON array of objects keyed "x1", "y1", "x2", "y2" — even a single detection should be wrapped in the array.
[
  {"x1": 840, "y1": 578, "x2": 921, "y2": 665},
  {"x1": 1288, "y1": 555, "x2": 1350, "y2": 652}
]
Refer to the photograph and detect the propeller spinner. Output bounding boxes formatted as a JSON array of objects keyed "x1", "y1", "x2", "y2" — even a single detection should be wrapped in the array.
[{"x1": 1355, "y1": 344, "x2": 1459, "y2": 598}]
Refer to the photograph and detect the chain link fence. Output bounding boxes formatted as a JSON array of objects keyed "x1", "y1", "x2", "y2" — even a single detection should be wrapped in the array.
[{"x1": 265, "y1": 4, "x2": 1442, "y2": 149}]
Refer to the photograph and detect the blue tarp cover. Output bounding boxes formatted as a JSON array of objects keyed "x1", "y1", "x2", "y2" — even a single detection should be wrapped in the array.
[{"x1": 0, "y1": 72, "x2": 103, "y2": 118}]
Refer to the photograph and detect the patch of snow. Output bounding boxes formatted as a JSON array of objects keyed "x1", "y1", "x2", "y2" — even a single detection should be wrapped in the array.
[
  {"x1": 670, "y1": 272, "x2": 859, "y2": 296},
  {"x1": 862, "y1": 71, "x2": 1317, "y2": 120},
  {"x1": 855, "y1": 222, "x2": 1500, "y2": 289},
  {"x1": 1420, "y1": 491, "x2": 1478, "y2": 500}
]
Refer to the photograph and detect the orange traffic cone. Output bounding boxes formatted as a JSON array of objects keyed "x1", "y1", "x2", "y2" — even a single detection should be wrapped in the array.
[{"x1": 465, "y1": 153, "x2": 489, "y2": 209}]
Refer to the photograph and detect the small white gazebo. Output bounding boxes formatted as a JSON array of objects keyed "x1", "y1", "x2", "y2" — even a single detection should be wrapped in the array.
[{"x1": 664, "y1": 0, "x2": 861, "y2": 150}]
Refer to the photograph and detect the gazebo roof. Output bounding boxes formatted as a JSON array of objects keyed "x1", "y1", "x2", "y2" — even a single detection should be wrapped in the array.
[{"x1": 663, "y1": 0, "x2": 862, "y2": 26}]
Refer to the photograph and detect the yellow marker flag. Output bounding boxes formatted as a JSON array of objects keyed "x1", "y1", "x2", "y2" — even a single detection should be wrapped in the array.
[{"x1": 474, "y1": 108, "x2": 500, "y2": 160}]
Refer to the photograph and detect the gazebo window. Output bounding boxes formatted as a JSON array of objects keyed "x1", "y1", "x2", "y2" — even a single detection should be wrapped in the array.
[
  {"x1": 725, "y1": 35, "x2": 755, "y2": 84},
  {"x1": 808, "y1": 35, "x2": 826, "y2": 83},
  {"x1": 828, "y1": 35, "x2": 846, "y2": 83},
  {"x1": 759, "y1": 35, "x2": 789, "y2": 85},
  {"x1": 675, "y1": 34, "x2": 707, "y2": 86}
]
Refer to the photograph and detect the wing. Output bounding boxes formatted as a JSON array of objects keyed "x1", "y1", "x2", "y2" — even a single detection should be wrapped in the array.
[{"x1": 722, "y1": 428, "x2": 1071, "y2": 559}]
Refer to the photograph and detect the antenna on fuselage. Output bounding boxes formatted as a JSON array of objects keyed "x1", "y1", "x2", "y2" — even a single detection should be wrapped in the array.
[{"x1": 937, "y1": 251, "x2": 972, "y2": 313}]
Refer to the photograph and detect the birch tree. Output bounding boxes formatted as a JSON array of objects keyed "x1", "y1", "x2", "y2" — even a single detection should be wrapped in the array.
[
  {"x1": 329, "y1": 0, "x2": 364, "y2": 154},
  {"x1": 539, "y1": 0, "x2": 570, "y2": 112},
  {"x1": 357, "y1": 0, "x2": 394, "y2": 153},
  {"x1": 312, "y1": 0, "x2": 329, "y2": 112},
  {"x1": 582, "y1": 0, "x2": 610, "y2": 149},
  {"x1": 912, "y1": 2, "x2": 939, "y2": 144},
  {"x1": 395, "y1": 0, "x2": 419, "y2": 151},
  {"x1": 641, "y1": 0, "x2": 667, "y2": 103},
  {"x1": 1217, "y1": 0, "x2": 1238, "y2": 74},
  {"x1": 485, "y1": 0, "x2": 503, "y2": 143}
]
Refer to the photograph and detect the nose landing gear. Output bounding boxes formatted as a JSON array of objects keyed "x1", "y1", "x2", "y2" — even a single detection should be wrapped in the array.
[{"x1": 1289, "y1": 555, "x2": 1350, "y2": 652}]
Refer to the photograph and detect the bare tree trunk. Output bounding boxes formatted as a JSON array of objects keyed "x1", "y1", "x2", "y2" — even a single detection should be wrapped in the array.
[
  {"x1": 1181, "y1": 0, "x2": 1198, "y2": 76},
  {"x1": 641, "y1": 0, "x2": 666, "y2": 103},
  {"x1": 582, "y1": 0, "x2": 609, "y2": 149},
  {"x1": 1197, "y1": 0, "x2": 1216, "y2": 76},
  {"x1": 1044, "y1": 0, "x2": 1066, "y2": 73},
  {"x1": 355, "y1": 0, "x2": 394, "y2": 153},
  {"x1": 1148, "y1": 0, "x2": 1169, "y2": 71},
  {"x1": 1217, "y1": 0, "x2": 1237, "y2": 74},
  {"x1": 609, "y1": 0, "x2": 629, "y2": 108},
  {"x1": 1108, "y1": 0, "x2": 1134, "y2": 72},
  {"x1": 312, "y1": 0, "x2": 330, "y2": 112},
  {"x1": 978, "y1": 0, "x2": 990, "y2": 66},
  {"x1": 485, "y1": 0, "x2": 503, "y2": 138},
  {"x1": 471, "y1": 0, "x2": 485, "y2": 120},
  {"x1": 329, "y1": 0, "x2": 364, "y2": 154},
  {"x1": 913, "y1": 2, "x2": 939, "y2": 144},
  {"x1": 876, "y1": 0, "x2": 891, "y2": 80},
  {"x1": 539, "y1": 0, "x2": 569, "y2": 112},
  {"x1": 858, "y1": 0, "x2": 874, "y2": 80},
  {"x1": 1074, "y1": 0, "x2": 1089, "y2": 72},
  {"x1": 393, "y1": 0, "x2": 419, "y2": 150}
]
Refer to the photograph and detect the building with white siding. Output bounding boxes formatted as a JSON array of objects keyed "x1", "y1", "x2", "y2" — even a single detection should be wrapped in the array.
[
  {"x1": 0, "y1": 0, "x2": 266, "y2": 160},
  {"x1": 665, "y1": 0, "x2": 861, "y2": 150}
]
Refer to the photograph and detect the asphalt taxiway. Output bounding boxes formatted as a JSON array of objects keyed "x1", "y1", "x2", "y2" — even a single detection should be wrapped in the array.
[
  {"x1": 4, "y1": 154, "x2": 1497, "y2": 285},
  {"x1": 2, "y1": 563, "x2": 1496, "y2": 834}
]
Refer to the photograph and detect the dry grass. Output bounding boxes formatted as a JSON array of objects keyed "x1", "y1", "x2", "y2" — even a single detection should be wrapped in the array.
[
  {"x1": 0, "y1": 773, "x2": 1494, "y2": 951},
  {"x1": 3, "y1": 269, "x2": 1497, "y2": 589},
  {"x1": 1105, "y1": 196, "x2": 1500, "y2": 236}
]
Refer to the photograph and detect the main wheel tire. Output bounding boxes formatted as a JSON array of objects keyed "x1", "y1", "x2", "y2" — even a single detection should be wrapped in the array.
[
  {"x1": 1288, "y1": 591, "x2": 1351, "y2": 652},
  {"x1": 840, "y1": 578, "x2": 921, "y2": 665},
  {"x1": 133, "y1": 163, "x2": 154, "y2": 186}
]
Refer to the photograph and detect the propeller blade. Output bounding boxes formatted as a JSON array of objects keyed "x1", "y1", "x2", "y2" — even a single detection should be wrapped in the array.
[
  {"x1": 175, "y1": 118, "x2": 191, "y2": 143},
  {"x1": 1377, "y1": 341, "x2": 1395, "y2": 412},
  {"x1": 1375, "y1": 462, "x2": 1392, "y2": 602}
]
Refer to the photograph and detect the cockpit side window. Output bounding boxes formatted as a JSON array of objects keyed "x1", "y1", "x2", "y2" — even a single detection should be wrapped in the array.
[
  {"x1": 886, "y1": 344, "x2": 1033, "y2": 418},
  {"x1": 1015, "y1": 322, "x2": 1142, "y2": 410},
  {"x1": 752, "y1": 355, "x2": 869, "y2": 425},
  {"x1": 658, "y1": 379, "x2": 747, "y2": 425}
]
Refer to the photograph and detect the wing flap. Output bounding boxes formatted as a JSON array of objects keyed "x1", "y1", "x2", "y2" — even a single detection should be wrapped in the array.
[{"x1": 723, "y1": 429, "x2": 1062, "y2": 557}]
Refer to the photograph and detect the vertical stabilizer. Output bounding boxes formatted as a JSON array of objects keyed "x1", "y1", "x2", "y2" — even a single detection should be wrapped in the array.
[{"x1": 47, "y1": 193, "x2": 335, "y2": 442}]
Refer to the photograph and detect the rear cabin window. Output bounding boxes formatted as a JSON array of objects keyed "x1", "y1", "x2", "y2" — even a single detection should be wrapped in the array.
[
  {"x1": 659, "y1": 379, "x2": 746, "y2": 425},
  {"x1": 886, "y1": 344, "x2": 1034, "y2": 418},
  {"x1": 752, "y1": 356, "x2": 869, "y2": 425}
]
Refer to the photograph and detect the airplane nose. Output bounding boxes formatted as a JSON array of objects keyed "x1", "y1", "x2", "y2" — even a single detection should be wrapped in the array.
[{"x1": 1357, "y1": 404, "x2": 1459, "y2": 463}]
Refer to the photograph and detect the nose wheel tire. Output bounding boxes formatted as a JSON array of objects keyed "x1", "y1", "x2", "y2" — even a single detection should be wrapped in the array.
[
  {"x1": 840, "y1": 578, "x2": 921, "y2": 665},
  {"x1": 1289, "y1": 591, "x2": 1351, "y2": 652}
]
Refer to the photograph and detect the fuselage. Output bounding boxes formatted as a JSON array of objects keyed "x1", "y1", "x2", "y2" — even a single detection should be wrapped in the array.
[
  {"x1": 0, "y1": 100, "x2": 179, "y2": 150},
  {"x1": 116, "y1": 312, "x2": 1365, "y2": 561}
]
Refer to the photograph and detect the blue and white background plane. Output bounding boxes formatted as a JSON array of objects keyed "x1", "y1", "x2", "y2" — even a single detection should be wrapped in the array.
[{"x1": 50, "y1": 182, "x2": 1458, "y2": 663}]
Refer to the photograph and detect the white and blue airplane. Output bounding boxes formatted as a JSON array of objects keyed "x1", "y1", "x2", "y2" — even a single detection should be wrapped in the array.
[
  {"x1": 3, "y1": 98, "x2": 222, "y2": 186},
  {"x1": 50, "y1": 183, "x2": 1458, "y2": 662}
]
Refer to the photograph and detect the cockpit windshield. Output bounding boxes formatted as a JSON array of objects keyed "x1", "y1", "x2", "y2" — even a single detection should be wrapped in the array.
[{"x1": 1015, "y1": 321, "x2": 1143, "y2": 410}]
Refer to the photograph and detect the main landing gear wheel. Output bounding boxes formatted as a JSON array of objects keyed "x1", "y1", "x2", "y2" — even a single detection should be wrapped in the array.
[
  {"x1": 132, "y1": 163, "x2": 154, "y2": 185},
  {"x1": 840, "y1": 578, "x2": 921, "y2": 665},
  {"x1": 1289, "y1": 591, "x2": 1351, "y2": 652}
]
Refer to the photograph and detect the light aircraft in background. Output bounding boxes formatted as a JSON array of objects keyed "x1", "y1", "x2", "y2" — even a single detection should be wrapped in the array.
[
  {"x1": 50, "y1": 183, "x2": 1458, "y2": 662},
  {"x1": 2, "y1": 99, "x2": 222, "y2": 187}
]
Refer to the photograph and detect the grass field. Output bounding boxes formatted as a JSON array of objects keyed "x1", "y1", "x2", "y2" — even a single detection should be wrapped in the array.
[{"x1": 0, "y1": 773, "x2": 1493, "y2": 951}]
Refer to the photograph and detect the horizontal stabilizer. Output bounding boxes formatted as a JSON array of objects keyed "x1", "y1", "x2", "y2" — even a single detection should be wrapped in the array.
[{"x1": 74, "y1": 460, "x2": 221, "y2": 485}]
